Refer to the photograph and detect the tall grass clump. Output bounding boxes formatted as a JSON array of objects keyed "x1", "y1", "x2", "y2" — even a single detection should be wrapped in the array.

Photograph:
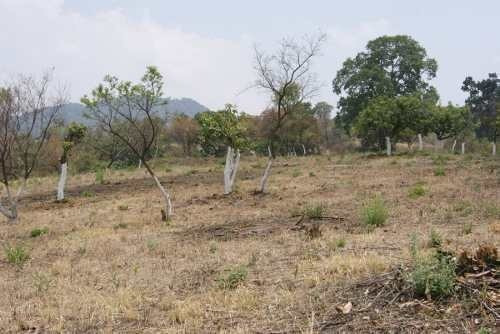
[
  {"x1": 361, "y1": 197, "x2": 388, "y2": 227},
  {"x1": 4, "y1": 245, "x2": 30, "y2": 266}
]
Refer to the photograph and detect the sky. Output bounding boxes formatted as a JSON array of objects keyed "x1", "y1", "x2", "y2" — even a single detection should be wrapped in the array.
[{"x1": 0, "y1": 0, "x2": 499, "y2": 114}]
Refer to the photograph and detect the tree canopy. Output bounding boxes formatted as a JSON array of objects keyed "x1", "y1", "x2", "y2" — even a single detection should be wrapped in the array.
[{"x1": 333, "y1": 35, "x2": 438, "y2": 133}]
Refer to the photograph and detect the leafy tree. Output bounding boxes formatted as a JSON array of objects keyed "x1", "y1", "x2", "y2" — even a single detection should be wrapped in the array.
[
  {"x1": 333, "y1": 35, "x2": 438, "y2": 136},
  {"x1": 81, "y1": 66, "x2": 173, "y2": 221},
  {"x1": 312, "y1": 101, "x2": 333, "y2": 146},
  {"x1": 196, "y1": 104, "x2": 248, "y2": 194},
  {"x1": 354, "y1": 95, "x2": 428, "y2": 150},
  {"x1": 431, "y1": 104, "x2": 473, "y2": 141},
  {"x1": 462, "y1": 73, "x2": 499, "y2": 145},
  {"x1": 56, "y1": 122, "x2": 87, "y2": 201}
]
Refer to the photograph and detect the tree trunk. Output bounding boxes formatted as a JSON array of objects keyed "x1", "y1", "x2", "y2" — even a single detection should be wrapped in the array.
[
  {"x1": 386, "y1": 137, "x2": 392, "y2": 156},
  {"x1": 138, "y1": 159, "x2": 142, "y2": 169},
  {"x1": 418, "y1": 134, "x2": 423, "y2": 151},
  {"x1": 302, "y1": 144, "x2": 306, "y2": 156},
  {"x1": 492, "y1": 142, "x2": 496, "y2": 156},
  {"x1": 451, "y1": 140, "x2": 457, "y2": 153},
  {"x1": 223, "y1": 146, "x2": 240, "y2": 195},
  {"x1": 143, "y1": 162, "x2": 172, "y2": 221},
  {"x1": 259, "y1": 146, "x2": 273, "y2": 193},
  {"x1": 57, "y1": 162, "x2": 68, "y2": 201},
  {"x1": 0, "y1": 202, "x2": 17, "y2": 222},
  {"x1": 461, "y1": 142, "x2": 465, "y2": 155}
]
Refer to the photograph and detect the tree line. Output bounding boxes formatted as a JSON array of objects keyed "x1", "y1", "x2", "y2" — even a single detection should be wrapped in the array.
[{"x1": 0, "y1": 33, "x2": 498, "y2": 222}]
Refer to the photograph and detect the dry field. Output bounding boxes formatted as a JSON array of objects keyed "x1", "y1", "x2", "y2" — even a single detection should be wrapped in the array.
[{"x1": 0, "y1": 153, "x2": 498, "y2": 333}]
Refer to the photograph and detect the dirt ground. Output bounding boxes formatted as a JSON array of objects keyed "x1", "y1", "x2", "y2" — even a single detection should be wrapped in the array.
[{"x1": 0, "y1": 153, "x2": 498, "y2": 333}]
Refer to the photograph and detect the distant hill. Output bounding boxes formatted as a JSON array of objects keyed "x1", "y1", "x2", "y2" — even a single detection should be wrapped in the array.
[{"x1": 58, "y1": 98, "x2": 208, "y2": 125}]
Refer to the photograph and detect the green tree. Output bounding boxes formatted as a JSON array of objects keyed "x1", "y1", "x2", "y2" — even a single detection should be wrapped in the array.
[
  {"x1": 82, "y1": 66, "x2": 173, "y2": 221},
  {"x1": 312, "y1": 102, "x2": 333, "y2": 146},
  {"x1": 462, "y1": 73, "x2": 499, "y2": 147},
  {"x1": 196, "y1": 104, "x2": 248, "y2": 194},
  {"x1": 333, "y1": 35, "x2": 438, "y2": 136},
  {"x1": 354, "y1": 95, "x2": 428, "y2": 151}
]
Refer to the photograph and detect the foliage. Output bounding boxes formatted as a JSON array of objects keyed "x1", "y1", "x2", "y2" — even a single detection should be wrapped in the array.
[
  {"x1": 428, "y1": 229, "x2": 442, "y2": 248},
  {"x1": 333, "y1": 35, "x2": 438, "y2": 133},
  {"x1": 431, "y1": 103, "x2": 474, "y2": 140},
  {"x1": 218, "y1": 266, "x2": 248, "y2": 290},
  {"x1": 408, "y1": 184, "x2": 426, "y2": 198},
  {"x1": 433, "y1": 166, "x2": 445, "y2": 176},
  {"x1": 169, "y1": 113, "x2": 200, "y2": 155},
  {"x1": 30, "y1": 227, "x2": 49, "y2": 238},
  {"x1": 354, "y1": 95, "x2": 430, "y2": 150},
  {"x1": 408, "y1": 252, "x2": 456, "y2": 299},
  {"x1": 4, "y1": 244, "x2": 30, "y2": 266},
  {"x1": 196, "y1": 104, "x2": 249, "y2": 155},
  {"x1": 303, "y1": 203, "x2": 327, "y2": 219},
  {"x1": 361, "y1": 197, "x2": 388, "y2": 227},
  {"x1": 462, "y1": 73, "x2": 499, "y2": 142}
]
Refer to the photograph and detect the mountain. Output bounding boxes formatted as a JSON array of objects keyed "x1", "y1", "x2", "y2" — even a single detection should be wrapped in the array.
[{"x1": 58, "y1": 98, "x2": 208, "y2": 125}]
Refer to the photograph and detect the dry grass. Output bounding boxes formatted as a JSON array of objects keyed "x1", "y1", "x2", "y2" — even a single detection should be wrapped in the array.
[{"x1": 0, "y1": 153, "x2": 498, "y2": 333}]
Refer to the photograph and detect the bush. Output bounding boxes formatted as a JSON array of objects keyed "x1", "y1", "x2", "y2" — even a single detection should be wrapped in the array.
[
  {"x1": 30, "y1": 227, "x2": 48, "y2": 238},
  {"x1": 361, "y1": 197, "x2": 388, "y2": 227},
  {"x1": 218, "y1": 266, "x2": 248, "y2": 290},
  {"x1": 408, "y1": 253, "x2": 456, "y2": 299},
  {"x1": 303, "y1": 203, "x2": 327, "y2": 219},
  {"x1": 5, "y1": 245, "x2": 30, "y2": 266},
  {"x1": 408, "y1": 184, "x2": 426, "y2": 199},
  {"x1": 428, "y1": 229, "x2": 442, "y2": 248},
  {"x1": 433, "y1": 166, "x2": 445, "y2": 176}
]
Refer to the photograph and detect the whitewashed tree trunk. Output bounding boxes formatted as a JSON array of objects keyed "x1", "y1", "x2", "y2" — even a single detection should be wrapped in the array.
[
  {"x1": 386, "y1": 137, "x2": 392, "y2": 156},
  {"x1": 492, "y1": 142, "x2": 496, "y2": 156},
  {"x1": 223, "y1": 146, "x2": 240, "y2": 195},
  {"x1": 293, "y1": 148, "x2": 297, "y2": 157},
  {"x1": 151, "y1": 172, "x2": 172, "y2": 221},
  {"x1": 138, "y1": 159, "x2": 142, "y2": 169},
  {"x1": 56, "y1": 162, "x2": 68, "y2": 201},
  {"x1": 259, "y1": 146, "x2": 273, "y2": 193},
  {"x1": 418, "y1": 134, "x2": 423, "y2": 151},
  {"x1": 451, "y1": 140, "x2": 457, "y2": 153},
  {"x1": 461, "y1": 142, "x2": 465, "y2": 155},
  {"x1": 302, "y1": 144, "x2": 306, "y2": 156}
]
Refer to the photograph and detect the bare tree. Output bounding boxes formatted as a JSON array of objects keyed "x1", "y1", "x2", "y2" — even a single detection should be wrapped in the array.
[
  {"x1": 81, "y1": 66, "x2": 173, "y2": 221},
  {"x1": 253, "y1": 33, "x2": 326, "y2": 192},
  {"x1": 0, "y1": 71, "x2": 65, "y2": 222}
]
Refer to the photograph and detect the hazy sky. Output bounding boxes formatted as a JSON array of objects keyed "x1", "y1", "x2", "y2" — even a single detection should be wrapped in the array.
[{"x1": 1, "y1": 0, "x2": 499, "y2": 114}]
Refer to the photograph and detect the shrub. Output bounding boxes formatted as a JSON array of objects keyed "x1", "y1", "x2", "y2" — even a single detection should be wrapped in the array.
[
  {"x1": 428, "y1": 229, "x2": 442, "y2": 248},
  {"x1": 95, "y1": 168, "x2": 105, "y2": 184},
  {"x1": 462, "y1": 223, "x2": 472, "y2": 235},
  {"x1": 303, "y1": 203, "x2": 327, "y2": 219},
  {"x1": 292, "y1": 169, "x2": 302, "y2": 178},
  {"x1": 408, "y1": 184, "x2": 426, "y2": 199},
  {"x1": 218, "y1": 266, "x2": 248, "y2": 290},
  {"x1": 408, "y1": 253, "x2": 456, "y2": 299},
  {"x1": 118, "y1": 204, "x2": 129, "y2": 211},
  {"x1": 30, "y1": 227, "x2": 49, "y2": 238},
  {"x1": 361, "y1": 197, "x2": 388, "y2": 227},
  {"x1": 433, "y1": 166, "x2": 445, "y2": 176},
  {"x1": 335, "y1": 238, "x2": 346, "y2": 249},
  {"x1": 113, "y1": 223, "x2": 128, "y2": 230},
  {"x1": 5, "y1": 245, "x2": 30, "y2": 266}
]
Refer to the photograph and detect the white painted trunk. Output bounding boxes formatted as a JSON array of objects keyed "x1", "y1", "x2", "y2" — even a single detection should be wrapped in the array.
[
  {"x1": 451, "y1": 140, "x2": 457, "y2": 153},
  {"x1": 418, "y1": 134, "x2": 423, "y2": 151},
  {"x1": 386, "y1": 137, "x2": 392, "y2": 156},
  {"x1": 0, "y1": 202, "x2": 17, "y2": 221},
  {"x1": 302, "y1": 144, "x2": 306, "y2": 156},
  {"x1": 138, "y1": 159, "x2": 142, "y2": 169},
  {"x1": 151, "y1": 173, "x2": 172, "y2": 220},
  {"x1": 492, "y1": 142, "x2": 496, "y2": 156},
  {"x1": 259, "y1": 158, "x2": 273, "y2": 193},
  {"x1": 259, "y1": 146, "x2": 273, "y2": 193},
  {"x1": 461, "y1": 142, "x2": 465, "y2": 155},
  {"x1": 57, "y1": 162, "x2": 68, "y2": 201},
  {"x1": 223, "y1": 147, "x2": 240, "y2": 195}
]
